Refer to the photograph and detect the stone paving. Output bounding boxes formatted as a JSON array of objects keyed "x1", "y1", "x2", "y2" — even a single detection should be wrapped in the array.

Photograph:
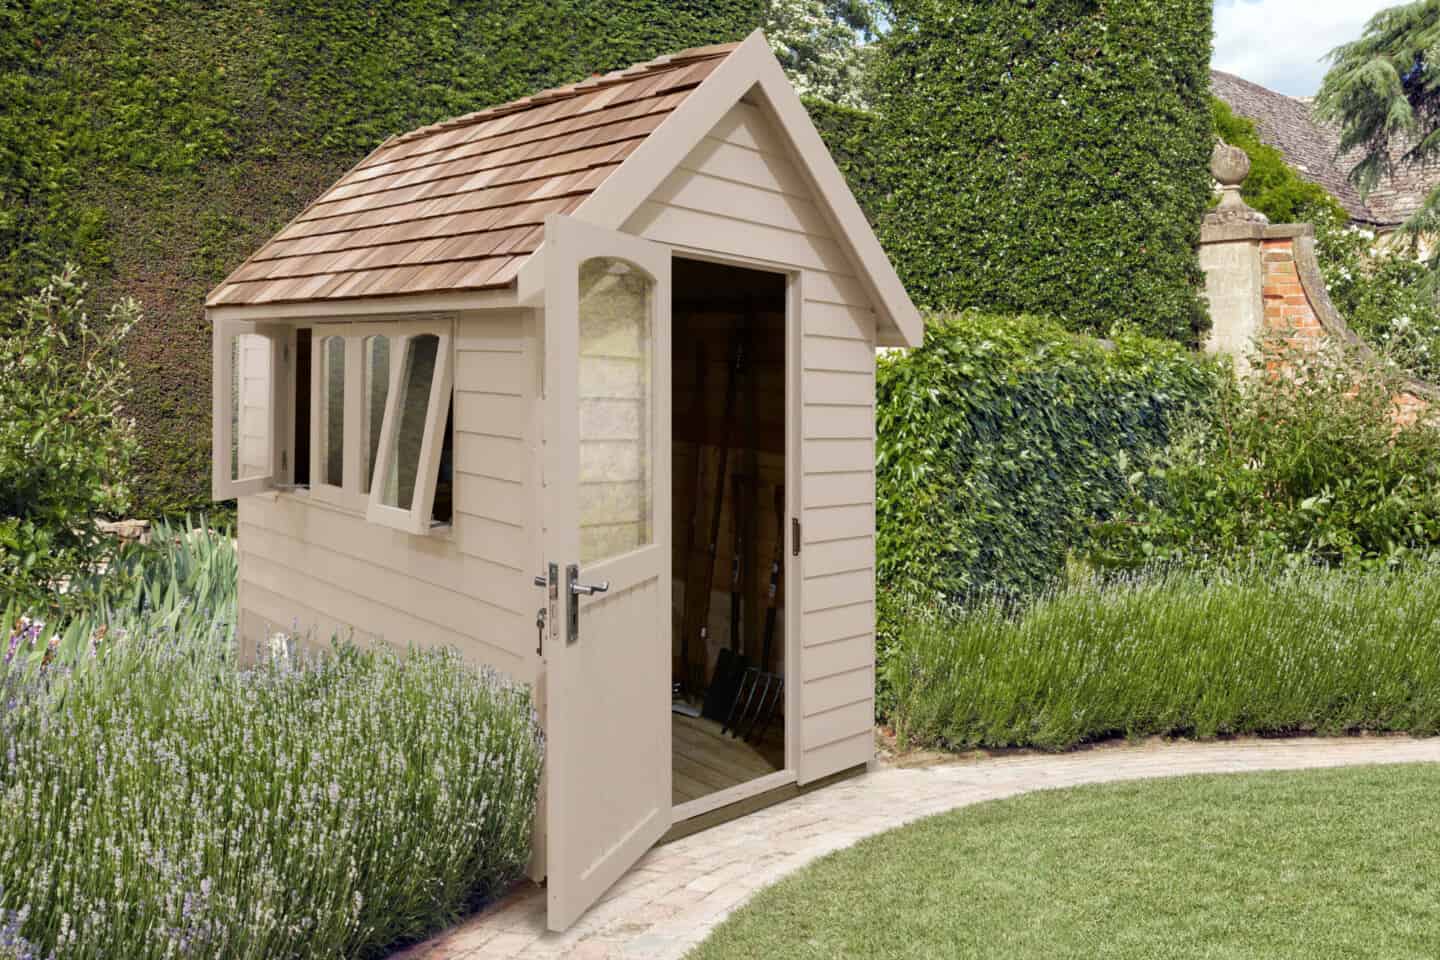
[{"x1": 392, "y1": 735, "x2": 1440, "y2": 960}]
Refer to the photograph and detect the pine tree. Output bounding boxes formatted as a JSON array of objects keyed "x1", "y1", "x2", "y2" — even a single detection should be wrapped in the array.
[{"x1": 1315, "y1": 0, "x2": 1440, "y2": 246}]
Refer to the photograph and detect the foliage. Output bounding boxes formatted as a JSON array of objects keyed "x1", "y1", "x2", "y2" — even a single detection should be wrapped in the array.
[
  {"x1": 763, "y1": 0, "x2": 876, "y2": 107},
  {"x1": 875, "y1": 312, "x2": 1216, "y2": 608},
  {"x1": 0, "y1": 1, "x2": 762, "y2": 517},
  {"x1": 691, "y1": 764, "x2": 1440, "y2": 959},
  {"x1": 1314, "y1": 211, "x2": 1440, "y2": 381},
  {"x1": 1314, "y1": 0, "x2": 1440, "y2": 250},
  {"x1": 863, "y1": 0, "x2": 1215, "y2": 342},
  {"x1": 0, "y1": 629, "x2": 543, "y2": 958},
  {"x1": 0, "y1": 268, "x2": 139, "y2": 607},
  {"x1": 1088, "y1": 336, "x2": 1440, "y2": 569},
  {"x1": 1210, "y1": 99, "x2": 1348, "y2": 225},
  {"x1": 886, "y1": 564, "x2": 1440, "y2": 752},
  {"x1": 2, "y1": 518, "x2": 237, "y2": 676}
]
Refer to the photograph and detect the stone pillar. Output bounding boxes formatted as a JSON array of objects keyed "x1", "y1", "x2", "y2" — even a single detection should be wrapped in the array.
[{"x1": 1199, "y1": 142, "x2": 1269, "y2": 375}]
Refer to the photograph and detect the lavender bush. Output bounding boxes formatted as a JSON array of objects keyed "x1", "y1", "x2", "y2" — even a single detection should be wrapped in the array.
[{"x1": 0, "y1": 625, "x2": 543, "y2": 958}]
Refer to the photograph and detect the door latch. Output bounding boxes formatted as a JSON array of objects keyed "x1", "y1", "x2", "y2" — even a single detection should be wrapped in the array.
[
  {"x1": 533, "y1": 562, "x2": 559, "y2": 655},
  {"x1": 565, "y1": 563, "x2": 610, "y2": 645}
]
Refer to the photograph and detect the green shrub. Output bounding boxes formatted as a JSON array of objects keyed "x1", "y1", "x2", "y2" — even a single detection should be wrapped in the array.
[
  {"x1": 0, "y1": 630, "x2": 543, "y2": 958},
  {"x1": 1088, "y1": 336, "x2": 1440, "y2": 569},
  {"x1": 3, "y1": 517, "x2": 237, "y2": 675},
  {"x1": 887, "y1": 564, "x2": 1440, "y2": 751},
  {"x1": 876, "y1": 312, "x2": 1215, "y2": 605},
  {"x1": 0, "y1": 267, "x2": 139, "y2": 608},
  {"x1": 865, "y1": 0, "x2": 1214, "y2": 341},
  {"x1": 1314, "y1": 212, "x2": 1440, "y2": 383}
]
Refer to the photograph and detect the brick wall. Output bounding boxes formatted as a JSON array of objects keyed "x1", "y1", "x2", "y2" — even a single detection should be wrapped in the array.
[
  {"x1": 1260, "y1": 237, "x2": 1324, "y2": 348},
  {"x1": 1249, "y1": 229, "x2": 1433, "y2": 423}
]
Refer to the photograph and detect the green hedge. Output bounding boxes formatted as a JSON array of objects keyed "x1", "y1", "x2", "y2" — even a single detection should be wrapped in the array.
[
  {"x1": 844, "y1": 0, "x2": 1213, "y2": 342},
  {"x1": 1, "y1": 0, "x2": 761, "y2": 516},
  {"x1": 876, "y1": 312, "x2": 1216, "y2": 609}
]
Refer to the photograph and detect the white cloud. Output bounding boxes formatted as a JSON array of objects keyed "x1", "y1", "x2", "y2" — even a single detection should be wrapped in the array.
[{"x1": 1213, "y1": 0, "x2": 1397, "y2": 96}]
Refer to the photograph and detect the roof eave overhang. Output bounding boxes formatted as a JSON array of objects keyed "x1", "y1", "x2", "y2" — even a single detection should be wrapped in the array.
[{"x1": 204, "y1": 284, "x2": 520, "y2": 323}]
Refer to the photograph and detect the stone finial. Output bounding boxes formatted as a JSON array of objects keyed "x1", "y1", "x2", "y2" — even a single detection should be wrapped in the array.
[{"x1": 1206, "y1": 140, "x2": 1268, "y2": 226}]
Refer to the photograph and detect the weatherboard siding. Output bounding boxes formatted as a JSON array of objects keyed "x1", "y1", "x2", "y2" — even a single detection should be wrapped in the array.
[
  {"x1": 627, "y1": 100, "x2": 876, "y2": 784},
  {"x1": 236, "y1": 308, "x2": 539, "y2": 686}
]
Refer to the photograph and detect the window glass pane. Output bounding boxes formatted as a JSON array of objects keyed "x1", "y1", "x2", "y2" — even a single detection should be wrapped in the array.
[
  {"x1": 319, "y1": 335, "x2": 345, "y2": 488},
  {"x1": 577, "y1": 257, "x2": 653, "y2": 564},
  {"x1": 381, "y1": 334, "x2": 439, "y2": 511},
  {"x1": 432, "y1": 398, "x2": 454, "y2": 525},
  {"x1": 361, "y1": 335, "x2": 390, "y2": 494},
  {"x1": 230, "y1": 333, "x2": 272, "y2": 482}
]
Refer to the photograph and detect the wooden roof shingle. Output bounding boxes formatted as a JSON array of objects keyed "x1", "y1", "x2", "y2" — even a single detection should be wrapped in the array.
[{"x1": 207, "y1": 42, "x2": 738, "y2": 307}]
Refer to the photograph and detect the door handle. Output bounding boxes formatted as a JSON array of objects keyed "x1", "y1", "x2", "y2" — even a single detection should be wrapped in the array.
[{"x1": 565, "y1": 563, "x2": 608, "y2": 645}]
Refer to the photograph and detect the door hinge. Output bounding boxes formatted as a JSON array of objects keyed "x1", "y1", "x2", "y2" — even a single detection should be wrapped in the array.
[
  {"x1": 792, "y1": 517, "x2": 801, "y2": 556},
  {"x1": 280, "y1": 450, "x2": 287, "y2": 471}
]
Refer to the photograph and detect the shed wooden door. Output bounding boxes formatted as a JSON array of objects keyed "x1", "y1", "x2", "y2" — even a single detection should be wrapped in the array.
[{"x1": 542, "y1": 214, "x2": 672, "y2": 932}]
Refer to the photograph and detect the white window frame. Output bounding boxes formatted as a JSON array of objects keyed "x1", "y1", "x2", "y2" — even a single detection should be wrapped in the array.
[
  {"x1": 309, "y1": 323, "x2": 374, "y2": 513},
  {"x1": 212, "y1": 318, "x2": 292, "y2": 500},
  {"x1": 365, "y1": 318, "x2": 455, "y2": 535}
]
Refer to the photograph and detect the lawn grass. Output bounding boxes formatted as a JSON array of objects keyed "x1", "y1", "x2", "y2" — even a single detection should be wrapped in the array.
[
  {"x1": 689, "y1": 763, "x2": 1440, "y2": 960},
  {"x1": 887, "y1": 565, "x2": 1440, "y2": 751}
]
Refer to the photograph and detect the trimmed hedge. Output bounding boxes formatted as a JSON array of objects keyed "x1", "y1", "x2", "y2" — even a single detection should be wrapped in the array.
[
  {"x1": 1, "y1": 1, "x2": 761, "y2": 516},
  {"x1": 850, "y1": 0, "x2": 1214, "y2": 342},
  {"x1": 875, "y1": 312, "x2": 1216, "y2": 608}
]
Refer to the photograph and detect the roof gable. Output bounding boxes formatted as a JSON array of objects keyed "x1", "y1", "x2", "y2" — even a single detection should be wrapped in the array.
[
  {"x1": 207, "y1": 43, "x2": 736, "y2": 307},
  {"x1": 518, "y1": 31, "x2": 922, "y2": 347}
]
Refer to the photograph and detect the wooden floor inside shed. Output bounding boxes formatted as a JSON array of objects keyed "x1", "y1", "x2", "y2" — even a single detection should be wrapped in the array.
[{"x1": 672, "y1": 713, "x2": 784, "y2": 806}]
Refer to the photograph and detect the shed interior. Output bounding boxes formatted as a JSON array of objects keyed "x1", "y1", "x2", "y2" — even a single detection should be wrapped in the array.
[{"x1": 669, "y1": 257, "x2": 787, "y2": 807}]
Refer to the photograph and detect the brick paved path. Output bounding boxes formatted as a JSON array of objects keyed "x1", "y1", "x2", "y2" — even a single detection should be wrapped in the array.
[{"x1": 393, "y1": 735, "x2": 1440, "y2": 960}]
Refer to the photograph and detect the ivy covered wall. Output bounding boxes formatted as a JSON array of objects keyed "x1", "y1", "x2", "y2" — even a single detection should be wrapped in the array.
[
  {"x1": 2, "y1": 0, "x2": 761, "y2": 515},
  {"x1": 816, "y1": 0, "x2": 1215, "y2": 344}
]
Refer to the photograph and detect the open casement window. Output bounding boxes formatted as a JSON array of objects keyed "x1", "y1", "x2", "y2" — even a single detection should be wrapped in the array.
[
  {"x1": 365, "y1": 319, "x2": 455, "y2": 534},
  {"x1": 213, "y1": 319, "x2": 291, "y2": 500},
  {"x1": 309, "y1": 323, "x2": 398, "y2": 512}
]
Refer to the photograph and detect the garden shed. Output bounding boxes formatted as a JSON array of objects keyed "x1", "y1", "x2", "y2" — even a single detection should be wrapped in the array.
[{"x1": 206, "y1": 30, "x2": 920, "y2": 931}]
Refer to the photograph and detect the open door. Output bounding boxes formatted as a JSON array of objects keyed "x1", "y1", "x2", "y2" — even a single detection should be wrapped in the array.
[{"x1": 542, "y1": 214, "x2": 673, "y2": 931}]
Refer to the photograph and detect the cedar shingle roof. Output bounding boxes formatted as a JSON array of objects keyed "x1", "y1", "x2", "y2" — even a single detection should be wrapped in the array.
[
  {"x1": 1212, "y1": 69, "x2": 1440, "y2": 229},
  {"x1": 207, "y1": 42, "x2": 739, "y2": 307}
]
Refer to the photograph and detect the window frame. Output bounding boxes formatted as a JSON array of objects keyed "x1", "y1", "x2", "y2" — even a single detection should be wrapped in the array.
[
  {"x1": 212, "y1": 318, "x2": 292, "y2": 500},
  {"x1": 364, "y1": 318, "x2": 456, "y2": 535},
  {"x1": 308, "y1": 322, "x2": 382, "y2": 513},
  {"x1": 213, "y1": 314, "x2": 454, "y2": 536}
]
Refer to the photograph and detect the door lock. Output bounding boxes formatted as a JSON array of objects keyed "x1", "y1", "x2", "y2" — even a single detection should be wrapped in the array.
[{"x1": 534, "y1": 562, "x2": 559, "y2": 654}]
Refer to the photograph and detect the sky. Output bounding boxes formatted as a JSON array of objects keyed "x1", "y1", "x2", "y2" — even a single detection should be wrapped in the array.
[{"x1": 1213, "y1": 0, "x2": 1397, "y2": 96}]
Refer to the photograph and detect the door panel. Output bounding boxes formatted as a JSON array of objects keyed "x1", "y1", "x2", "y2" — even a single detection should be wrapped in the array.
[{"x1": 543, "y1": 215, "x2": 673, "y2": 932}]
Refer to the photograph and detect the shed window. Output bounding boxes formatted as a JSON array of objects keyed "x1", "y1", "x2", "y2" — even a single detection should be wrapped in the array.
[{"x1": 212, "y1": 316, "x2": 452, "y2": 535}]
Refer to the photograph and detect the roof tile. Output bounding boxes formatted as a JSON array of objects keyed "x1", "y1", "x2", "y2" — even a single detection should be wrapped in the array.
[{"x1": 208, "y1": 43, "x2": 738, "y2": 307}]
